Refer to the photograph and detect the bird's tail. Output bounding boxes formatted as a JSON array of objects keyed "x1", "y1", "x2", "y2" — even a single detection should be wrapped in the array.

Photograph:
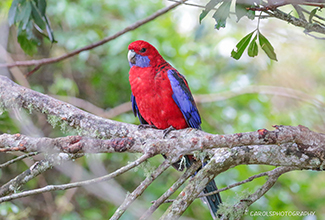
[
  {"x1": 201, "y1": 178, "x2": 222, "y2": 219},
  {"x1": 166, "y1": 154, "x2": 222, "y2": 218},
  {"x1": 185, "y1": 155, "x2": 222, "y2": 219}
]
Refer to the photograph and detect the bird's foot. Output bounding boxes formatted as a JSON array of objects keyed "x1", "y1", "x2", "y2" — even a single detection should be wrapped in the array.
[
  {"x1": 163, "y1": 126, "x2": 176, "y2": 138},
  {"x1": 138, "y1": 124, "x2": 157, "y2": 130}
]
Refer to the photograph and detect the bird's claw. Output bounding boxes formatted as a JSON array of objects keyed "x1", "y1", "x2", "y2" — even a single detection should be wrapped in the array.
[{"x1": 163, "y1": 126, "x2": 176, "y2": 138}]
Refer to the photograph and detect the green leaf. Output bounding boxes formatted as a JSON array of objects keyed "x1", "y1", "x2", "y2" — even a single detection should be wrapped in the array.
[
  {"x1": 231, "y1": 31, "x2": 255, "y2": 60},
  {"x1": 213, "y1": 0, "x2": 231, "y2": 29},
  {"x1": 247, "y1": 34, "x2": 258, "y2": 57},
  {"x1": 17, "y1": 31, "x2": 38, "y2": 56},
  {"x1": 247, "y1": 9, "x2": 255, "y2": 20},
  {"x1": 17, "y1": 20, "x2": 40, "y2": 55},
  {"x1": 37, "y1": 0, "x2": 46, "y2": 16},
  {"x1": 21, "y1": 1, "x2": 32, "y2": 30},
  {"x1": 15, "y1": 0, "x2": 32, "y2": 24},
  {"x1": 8, "y1": 0, "x2": 21, "y2": 26},
  {"x1": 31, "y1": 0, "x2": 46, "y2": 29},
  {"x1": 199, "y1": 0, "x2": 220, "y2": 23},
  {"x1": 309, "y1": 8, "x2": 318, "y2": 23},
  {"x1": 235, "y1": 3, "x2": 256, "y2": 21},
  {"x1": 31, "y1": 0, "x2": 56, "y2": 43},
  {"x1": 258, "y1": 32, "x2": 277, "y2": 61},
  {"x1": 25, "y1": 19, "x2": 39, "y2": 42},
  {"x1": 235, "y1": 3, "x2": 246, "y2": 22}
]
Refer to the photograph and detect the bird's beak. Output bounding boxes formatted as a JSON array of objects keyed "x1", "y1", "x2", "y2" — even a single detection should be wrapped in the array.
[{"x1": 128, "y1": 49, "x2": 136, "y2": 64}]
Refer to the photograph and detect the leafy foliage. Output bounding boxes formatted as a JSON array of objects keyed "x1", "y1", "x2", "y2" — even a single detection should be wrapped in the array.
[
  {"x1": 8, "y1": 0, "x2": 55, "y2": 55},
  {"x1": 200, "y1": 0, "x2": 279, "y2": 60},
  {"x1": 199, "y1": 0, "x2": 325, "y2": 61},
  {"x1": 231, "y1": 30, "x2": 277, "y2": 61},
  {"x1": 231, "y1": 31, "x2": 254, "y2": 60},
  {"x1": 200, "y1": 0, "x2": 256, "y2": 26}
]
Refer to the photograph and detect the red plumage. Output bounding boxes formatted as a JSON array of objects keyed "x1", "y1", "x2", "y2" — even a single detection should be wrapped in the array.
[{"x1": 128, "y1": 41, "x2": 188, "y2": 129}]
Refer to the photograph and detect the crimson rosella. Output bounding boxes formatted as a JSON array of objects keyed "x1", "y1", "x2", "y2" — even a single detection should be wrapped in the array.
[{"x1": 127, "y1": 40, "x2": 222, "y2": 218}]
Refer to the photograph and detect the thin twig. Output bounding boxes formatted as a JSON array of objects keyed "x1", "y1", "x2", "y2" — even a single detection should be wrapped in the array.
[
  {"x1": 0, "y1": 146, "x2": 27, "y2": 152},
  {"x1": 0, "y1": 152, "x2": 39, "y2": 169},
  {"x1": 220, "y1": 166, "x2": 297, "y2": 219},
  {"x1": 199, "y1": 166, "x2": 289, "y2": 198},
  {"x1": 140, "y1": 160, "x2": 202, "y2": 220},
  {"x1": 168, "y1": 0, "x2": 207, "y2": 9},
  {"x1": 110, "y1": 158, "x2": 172, "y2": 220},
  {"x1": 26, "y1": 65, "x2": 41, "y2": 77},
  {"x1": 0, "y1": 153, "x2": 151, "y2": 203},
  {"x1": 248, "y1": 1, "x2": 325, "y2": 11},
  {"x1": 0, "y1": 0, "x2": 186, "y2": 70},
  {"x1": 0, "y1": 153, "x2": 83, "y2": 197}
]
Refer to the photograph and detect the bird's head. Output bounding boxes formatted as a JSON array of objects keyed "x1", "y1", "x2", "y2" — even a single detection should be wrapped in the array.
[{"x1": 128, "y1": 40, "x2": 161, "y2": 68}]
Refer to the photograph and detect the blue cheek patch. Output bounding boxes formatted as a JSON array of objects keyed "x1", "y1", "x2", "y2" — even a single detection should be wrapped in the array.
[{"x1": 129, "y1": 54, "x2": 150, "y2": 68}]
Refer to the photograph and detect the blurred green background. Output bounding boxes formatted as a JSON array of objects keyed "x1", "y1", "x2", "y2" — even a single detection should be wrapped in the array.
[{"x1": 0, "y1": 0, "x2": 324, "y2": 219}]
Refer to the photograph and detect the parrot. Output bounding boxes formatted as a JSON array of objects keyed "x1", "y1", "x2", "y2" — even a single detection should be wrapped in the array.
[{"x1": 127, "y1": 40, "x2": 222, "y2": 218}]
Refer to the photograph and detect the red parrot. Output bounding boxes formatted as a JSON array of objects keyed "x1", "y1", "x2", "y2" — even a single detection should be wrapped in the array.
[{"x1": 128, "y1": 40, "x2": 222, "y2": 218}]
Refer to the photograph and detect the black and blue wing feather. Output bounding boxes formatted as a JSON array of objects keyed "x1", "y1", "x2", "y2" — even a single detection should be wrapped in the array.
[{"x1": 167, "y1": 69, "x2": 201, "y2": 130}]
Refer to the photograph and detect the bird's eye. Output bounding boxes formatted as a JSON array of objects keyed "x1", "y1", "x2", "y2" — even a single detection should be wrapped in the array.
[{"x1": 139, "y1": 48, "x2": 147, "y2": 53}]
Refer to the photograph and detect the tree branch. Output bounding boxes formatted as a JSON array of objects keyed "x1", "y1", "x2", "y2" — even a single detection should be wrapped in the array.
[
  {"x1": 160, "y1": 140, "x2": 322, "y2": 219},
  {"x1": 0, "y1": 133, "x2": 136, "y2": 154},
  {"x1": 0, "y1": 153, "x2": 151, "y2": 203},
  {"x1": 0, "y1": 0, "x2": 186, "y2": 70},
  {"x1": 0, "y1": 153, "x2": 83, "y2": 197},
  {"x1": 1, "y1": 76, "x2": 325, "y2": 167},
  {"x1": 264, "y1": 8, "x2": 325, "y2": 35}
]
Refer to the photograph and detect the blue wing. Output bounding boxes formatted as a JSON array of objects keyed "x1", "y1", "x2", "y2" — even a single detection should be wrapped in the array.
[
  {"x1": 167, "y1": 69, "x2": 201, "y2": 129},
  {"x1": 131, "y1": 93, "x2": 148, "y2": 125}
]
